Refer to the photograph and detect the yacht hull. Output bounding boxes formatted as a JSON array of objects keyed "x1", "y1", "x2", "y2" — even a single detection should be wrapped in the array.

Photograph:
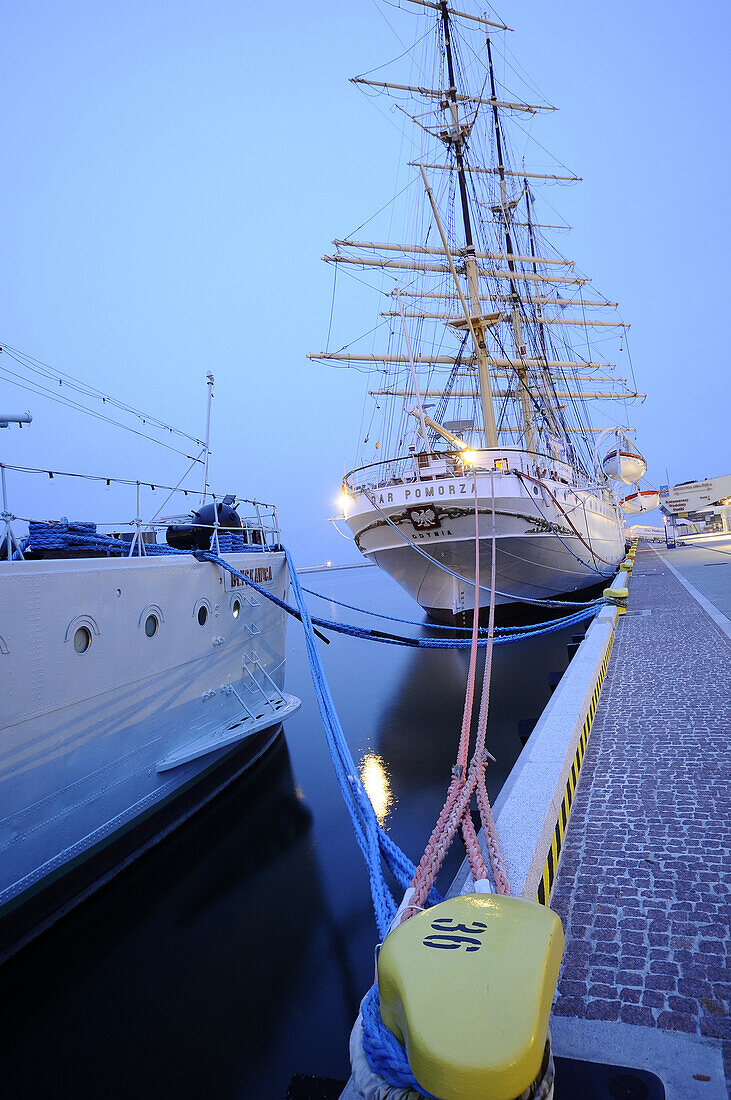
[{"x1": 0, "y1": 548, "x2": 298, "y2": 958}]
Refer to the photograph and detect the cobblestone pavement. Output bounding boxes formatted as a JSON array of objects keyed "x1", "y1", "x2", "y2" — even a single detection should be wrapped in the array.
[{"x1": 550, "y1": 547, "x2": 731, "y2": 1086}]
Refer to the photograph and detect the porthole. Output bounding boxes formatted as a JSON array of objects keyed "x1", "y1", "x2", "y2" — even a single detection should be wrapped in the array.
[
  {"x1": 197, "y1": 605, "x2": 208, "y2": 626},
  {"x1": 144, "y1": 614, "x2": 159, "y2": 637},
  {"x1": 533, "y1": 485, "x2": 539, "y2": 495},
  {"x1": 74, "y1": 626, "x2": 92, "y2": 654},
  {"x1": 232, "y1": 598, "x2": 241, "y2": 619}
]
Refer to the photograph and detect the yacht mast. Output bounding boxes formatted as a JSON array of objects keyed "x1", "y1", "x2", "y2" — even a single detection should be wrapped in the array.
[
  {"x1": 486, "y1": 35, "x2": 535, "y2": 453},
  {"x1": 439, "y1": 1, "x2": 498, "y2": 448}
]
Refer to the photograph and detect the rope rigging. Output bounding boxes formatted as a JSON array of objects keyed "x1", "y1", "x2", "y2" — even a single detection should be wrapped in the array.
[{"x1": 0, "y1": 342, "x2": 207, "y2": 458}]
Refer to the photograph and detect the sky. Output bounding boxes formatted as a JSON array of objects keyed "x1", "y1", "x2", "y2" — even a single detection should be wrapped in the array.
[{"x1": 1, "y1": 0, "x2": 729, "y2": 565}]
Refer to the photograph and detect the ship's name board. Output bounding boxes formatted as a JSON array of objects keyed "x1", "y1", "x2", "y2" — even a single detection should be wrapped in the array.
[
  {"x1": 229, "y1": 565, "x2": 272, "y2": 587},
  {"x1": 373, "y1": 479, "x2": 476, "y2": 505}
]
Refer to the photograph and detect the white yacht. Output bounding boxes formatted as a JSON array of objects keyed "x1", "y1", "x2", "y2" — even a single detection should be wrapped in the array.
[{"x1": 0, "y1": 400, "x2": 299, "y2": 959}]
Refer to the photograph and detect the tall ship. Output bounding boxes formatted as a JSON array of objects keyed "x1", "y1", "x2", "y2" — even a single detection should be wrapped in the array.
[
  {"x1": 310, "y1": 1, "x2": 649, "y2": 621},
  {"x1": 0, "y1": 372, "x2": 300, "y2": 959}
]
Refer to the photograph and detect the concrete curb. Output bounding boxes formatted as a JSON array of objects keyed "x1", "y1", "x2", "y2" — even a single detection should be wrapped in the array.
[
  {"x1": 450, "y1": 576, "x2": 624, "y2": 902},
  {"x1": 551, "y1": 1017, "x2": 727, "y2": 1100}
]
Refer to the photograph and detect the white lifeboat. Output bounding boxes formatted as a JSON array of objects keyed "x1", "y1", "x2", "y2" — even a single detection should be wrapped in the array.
[
  {"x1": 622, "y1": 489, "x2": 660, "y2": 515},
  {"x1": 602, "y1": 445, "x2": 647, "y2": 485}
]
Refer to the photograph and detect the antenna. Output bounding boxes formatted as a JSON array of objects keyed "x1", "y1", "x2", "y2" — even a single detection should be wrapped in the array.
[{"x1": 201, "y1": 373, "x2": 214, "y2": 503}]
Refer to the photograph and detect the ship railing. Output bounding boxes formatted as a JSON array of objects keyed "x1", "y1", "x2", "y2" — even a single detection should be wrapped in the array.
[
  {"x1": 0, "y1": 461, "x2": 281, "y2": 560},
  {"x1": 343, "y1": 447, "x2": 586, "y2": 495}
]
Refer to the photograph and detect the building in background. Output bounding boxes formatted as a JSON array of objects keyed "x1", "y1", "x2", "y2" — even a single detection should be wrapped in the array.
[{"x1": 660, "y1": 475, "x2": 731, "y2": 535}]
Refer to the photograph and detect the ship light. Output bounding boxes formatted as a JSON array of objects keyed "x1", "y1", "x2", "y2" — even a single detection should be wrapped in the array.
[
  {"x1": 462, "y1": 449, "x2": 479, "y2": 467},
  {"x1": 338, "y1": 488, "x2": 353, "y2": 516}
]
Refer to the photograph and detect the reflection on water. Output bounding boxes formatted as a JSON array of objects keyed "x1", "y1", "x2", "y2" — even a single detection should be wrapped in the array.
[
  {"x1": 376, "y1": 646, "x2": 468, "y2": 788},
  {"x1": 358, "y1": 751, "x2": 395, "y2": 825},
  {"x1": 0, "y1": 737, "x2": 330, "y2": 1098},
  {"x1": 0, "y1": 565, "x2": 584, "y2": 1098}
]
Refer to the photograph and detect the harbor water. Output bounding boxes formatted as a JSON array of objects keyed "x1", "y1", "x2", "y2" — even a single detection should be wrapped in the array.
[{"x1": 0, "y1": 564, "x2": 585, "y2": 1098}]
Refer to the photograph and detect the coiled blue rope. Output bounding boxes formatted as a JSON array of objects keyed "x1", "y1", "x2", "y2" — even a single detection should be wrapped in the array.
[
  {"x1": 361, "y1": 984, "x2": 439, "y2": 1097},
  {"x1": 22, "y1": 520, "x2": 262, "y2": 557},
  {"x1": 24, "y1": 520, "x2": 190, "y2": 555}
]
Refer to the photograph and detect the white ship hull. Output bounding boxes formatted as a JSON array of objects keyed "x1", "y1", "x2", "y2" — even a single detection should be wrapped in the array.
[
  {"x1": 0, "y1": 548, "x2": 298, "y2": 954},
  {"x1": 343, "y1": 453, "x2": 625, "y2": 619}
]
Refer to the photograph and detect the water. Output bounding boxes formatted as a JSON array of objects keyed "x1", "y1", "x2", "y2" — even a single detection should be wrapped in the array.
[{"x1": 0, "y1": 566, "x2": 582, "y2": 1098}]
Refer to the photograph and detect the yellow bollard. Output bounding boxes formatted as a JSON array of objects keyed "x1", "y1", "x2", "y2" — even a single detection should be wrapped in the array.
[
  {"x1": 377, "y1": 894, "x2": 564, "y2": 1100},
  {"x1": 603, "y1": 585, "x2": 628, "y2": 600}
]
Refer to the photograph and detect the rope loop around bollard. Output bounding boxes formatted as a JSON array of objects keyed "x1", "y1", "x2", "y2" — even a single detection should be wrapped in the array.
[{"x1": 357, "y1": 985, "x2": 556, "y2": 1100}]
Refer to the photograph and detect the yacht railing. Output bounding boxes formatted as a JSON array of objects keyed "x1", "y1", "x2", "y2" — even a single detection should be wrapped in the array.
[{"x1": 0, "y1": 461, "x2": 281, "y2": 560}]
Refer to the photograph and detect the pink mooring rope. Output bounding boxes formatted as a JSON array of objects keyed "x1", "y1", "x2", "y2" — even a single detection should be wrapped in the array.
[{"x1": 405, "y1": 471, "x2": 510, "y2": 917}]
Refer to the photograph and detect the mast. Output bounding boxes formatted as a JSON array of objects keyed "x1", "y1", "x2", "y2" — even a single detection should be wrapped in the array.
[
  {"x1": 524, "y1": 182, "x2": 558, "y2": 438},
  {"x1": 201, "y1": 371, "x2": 214, "y2": 502},
  {"x1": 525, "y1": 186, "x2": 587, "y2": 473},
  {"x1": 439, "y1": 1, "x2": 498, "y2": 448},
  {"x1": 486, "y1": 35, "x2": 535, "y2": 453}
]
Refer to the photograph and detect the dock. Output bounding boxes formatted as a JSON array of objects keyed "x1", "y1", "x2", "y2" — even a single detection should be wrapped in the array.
[
  {"x1": 443, "y1": 537, "x2": 730, "y2": 1097},
  {"x1": 547, "y1": 539, "x2": 730, "y2": 1095},
  {"x1": 321, "y1": 540, "x2": 730, "y2": 1100}
]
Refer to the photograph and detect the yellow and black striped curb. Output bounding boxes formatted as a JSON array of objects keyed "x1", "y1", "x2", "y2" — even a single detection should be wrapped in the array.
[{"x1": 536, "y1": 632, "x2": 614, "y2": 907}]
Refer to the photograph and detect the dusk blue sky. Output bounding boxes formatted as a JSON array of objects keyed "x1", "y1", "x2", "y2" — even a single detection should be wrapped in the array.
[{"x1": 2, "y1": 0, "x2": 728, "y2": 564}]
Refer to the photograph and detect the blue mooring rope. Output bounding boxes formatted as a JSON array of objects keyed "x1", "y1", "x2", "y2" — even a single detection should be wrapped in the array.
[
  {"x1": 361, "y1": 984, "x2": 439, "y2": 1097},
  {"x1": 197, "y1": 546, "x2": 442, "y2": 935},
  {"x1": 16, "y1": 520, "x2": 596, "y2": 1089},
  {"x1": 284, "y1": 545, "x2": 441, "y2": 935},
  {"x1": 300, "y1": 581, "x2": 602, "y2": 636},
  {"x1": 200, "y1": 551, "x2": 601, "y2": 649},
  {"x1": 198, "y1": 548, "x2": 600, "y2": 1090},
  {"x1": 284, "y1": 548, "x2": 443, "y2": 1091}
]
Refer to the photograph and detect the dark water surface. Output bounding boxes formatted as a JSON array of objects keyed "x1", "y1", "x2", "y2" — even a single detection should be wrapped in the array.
[{"x1": 0, "y1": 566, "x2": 582, "y2": 1099}]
